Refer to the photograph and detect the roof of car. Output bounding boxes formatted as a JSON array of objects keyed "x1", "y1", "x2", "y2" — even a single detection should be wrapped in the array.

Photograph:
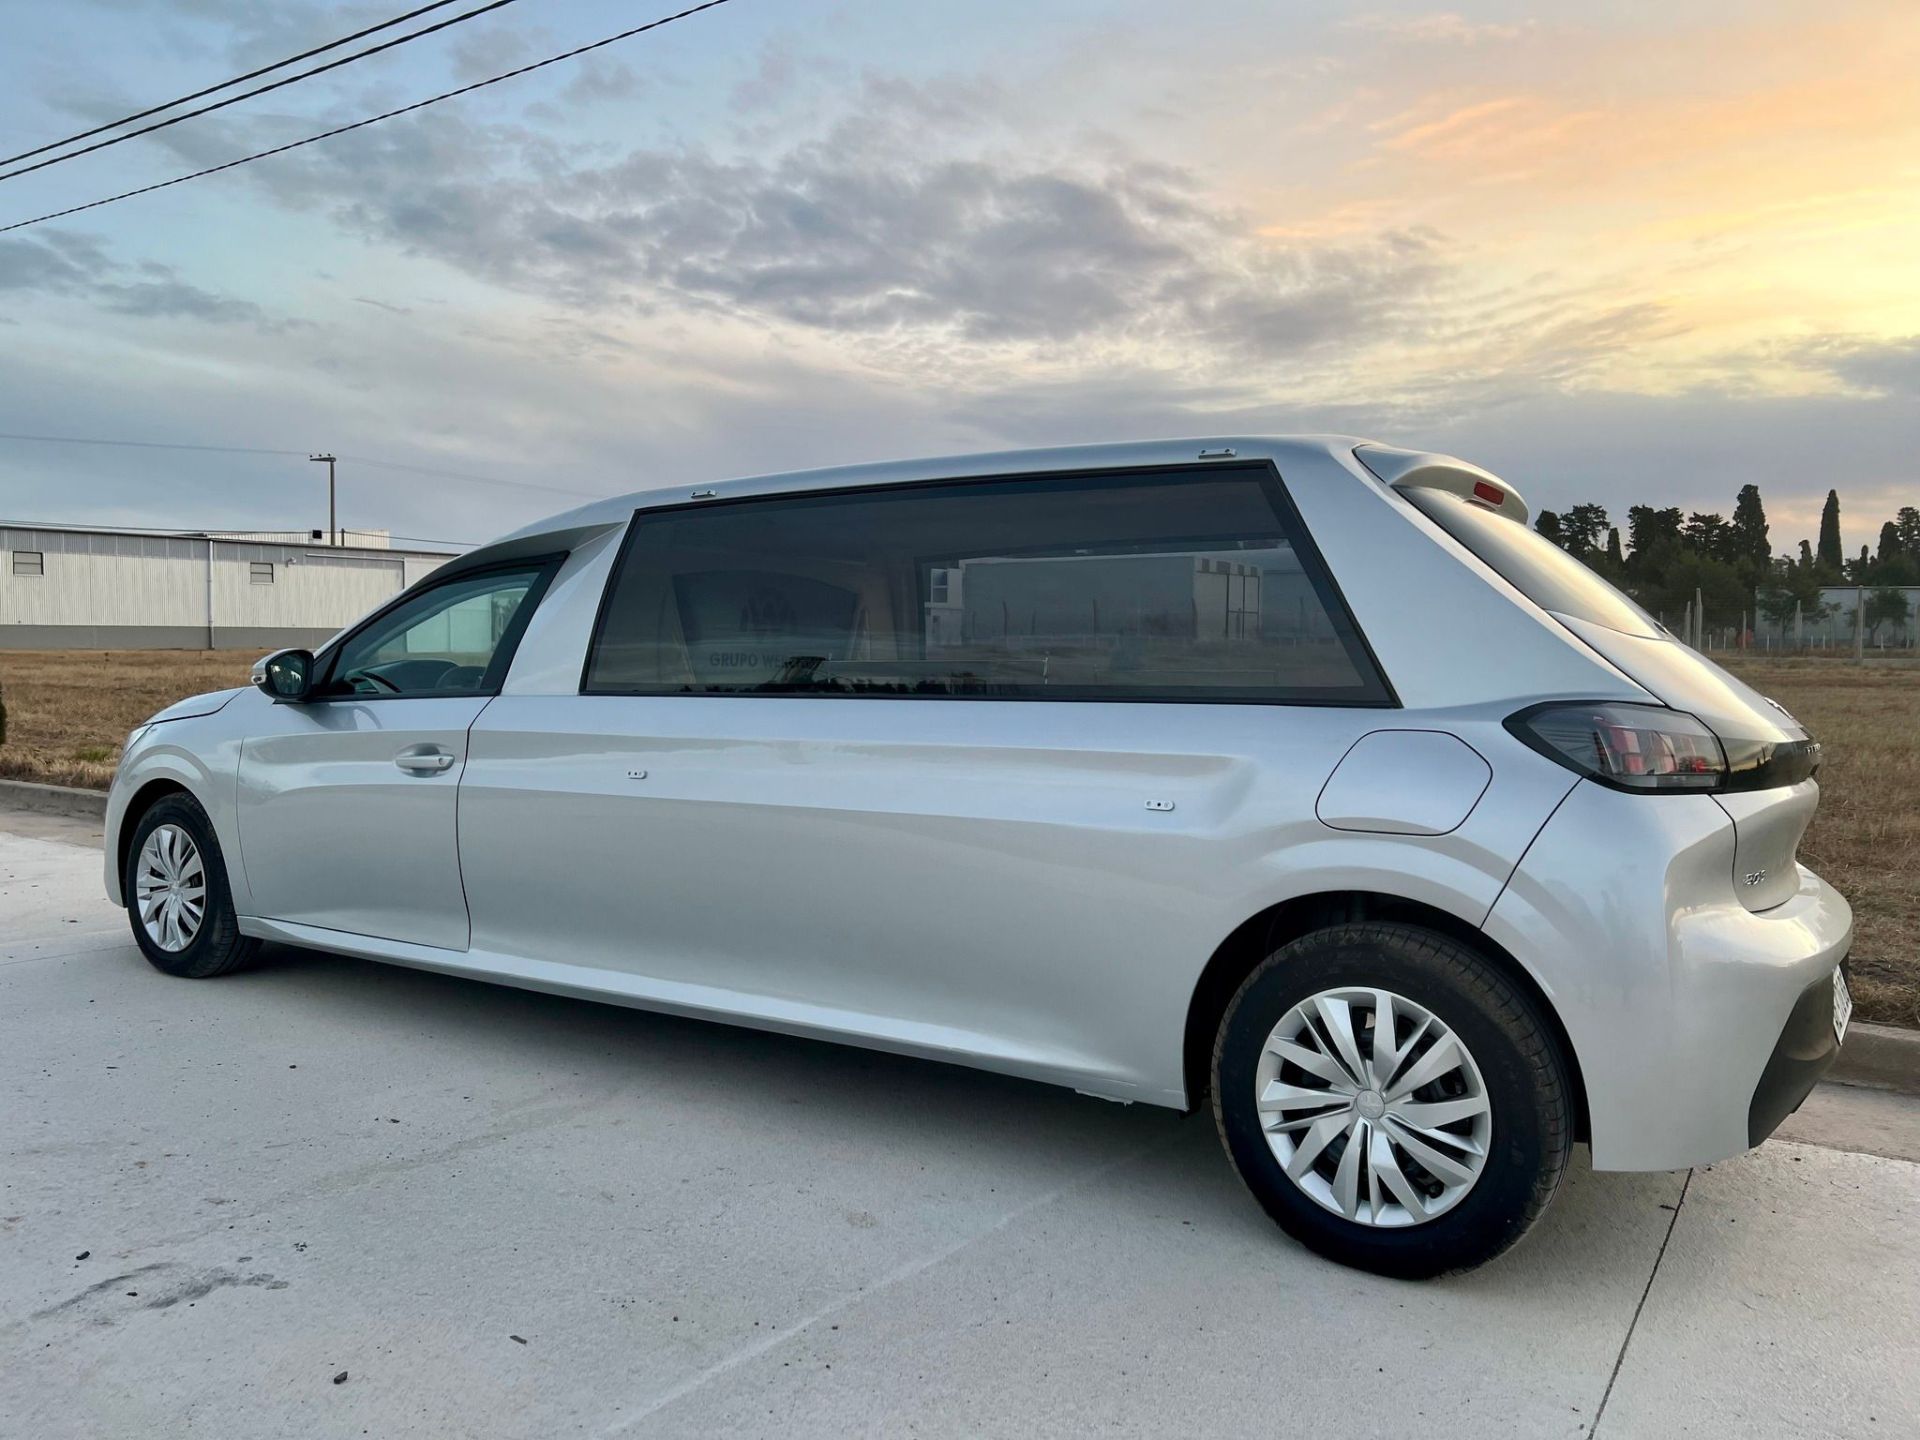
[{"x1": 485, "y1": 435, "x2": 1380, "y2": 557}]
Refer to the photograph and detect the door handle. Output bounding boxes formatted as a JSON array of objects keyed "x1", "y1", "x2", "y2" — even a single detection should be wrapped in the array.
[{"x1": 394, "y1": 747, "x2": 456, "y2": 774}]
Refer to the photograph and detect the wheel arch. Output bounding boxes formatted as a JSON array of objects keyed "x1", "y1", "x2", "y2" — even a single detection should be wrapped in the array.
[
  {"x1": 1180, "y1": 890, "x2": 1588, "y2": 1142},
  {"x1": 114, "y1": 778, "x2": 194, "y2": 889}
]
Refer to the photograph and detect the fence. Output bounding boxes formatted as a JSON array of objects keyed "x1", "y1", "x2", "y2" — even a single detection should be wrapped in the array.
[{"x1": 1667, "y1": 585, "x2": 1920, "y2": 656}]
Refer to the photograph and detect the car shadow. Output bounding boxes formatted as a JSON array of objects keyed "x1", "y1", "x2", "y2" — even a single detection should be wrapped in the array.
[{"x1": 236, "y1": 941, "x2": 1693, "y2": 1295}]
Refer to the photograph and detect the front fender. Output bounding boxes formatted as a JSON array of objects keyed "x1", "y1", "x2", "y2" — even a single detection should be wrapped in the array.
[{"x1": 106, "y1": 717, "x2": 251, "y2": 910}]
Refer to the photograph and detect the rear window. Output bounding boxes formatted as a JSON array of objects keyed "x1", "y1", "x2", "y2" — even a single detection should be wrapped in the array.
[
  {"x1": 583, "y1": 465, "x2": 1391, "y2": 704},
  {"x1": 1405, "y1": 489, "x2": 1663, "y2": 639}
]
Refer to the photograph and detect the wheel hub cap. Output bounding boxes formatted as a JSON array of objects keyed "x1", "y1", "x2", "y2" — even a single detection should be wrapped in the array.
[
  {"x1": 1254, "y1": 987, "x2": 1492, "y2": 1228},
  {"x1": 135, "y1": 824, "x2": 207, "y2": 953}
]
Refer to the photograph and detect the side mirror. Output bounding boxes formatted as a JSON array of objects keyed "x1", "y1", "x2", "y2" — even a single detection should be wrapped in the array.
[{"x1": 252, "y1": 648, "x2": 316, "y2": 702}]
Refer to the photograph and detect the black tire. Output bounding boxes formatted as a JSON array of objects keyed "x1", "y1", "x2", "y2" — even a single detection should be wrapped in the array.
[
  {"x1": 123, "y1": 793, "x2": 259, "y2": 979},
  {"x1": 1212, "y1": 922, "x2": 1571, "y2": 1279}
]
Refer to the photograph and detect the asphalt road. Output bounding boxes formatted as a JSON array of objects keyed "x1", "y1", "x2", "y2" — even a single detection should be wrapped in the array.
[{"x1": 4, "y1": 813, "x2": 1917, "y2": 1439}]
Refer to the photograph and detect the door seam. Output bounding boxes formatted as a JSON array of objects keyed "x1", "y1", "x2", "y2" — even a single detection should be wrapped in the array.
[
  {"x1": 451, "y1": 694, "x2": 500, "y2": 952},
  {"x1": 1476, "y1": 774, "x2": 1581, "y2": 928}
]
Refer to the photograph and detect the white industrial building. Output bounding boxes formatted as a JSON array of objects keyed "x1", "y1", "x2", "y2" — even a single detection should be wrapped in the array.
[{"x1": 1, "y1": 522, "x2": 455, "y2": 651}]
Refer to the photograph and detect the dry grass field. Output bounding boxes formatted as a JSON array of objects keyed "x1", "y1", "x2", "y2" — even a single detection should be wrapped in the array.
[
  {"x1": 2, "y1": 647, "x2": 1915, "y2": 1026},
  {"x1": 1719, "y1": 656, "x2": 1920, "y2": 1029},
  {"x1": 0, "y1": 650, "x2": 251, "y2": 789}
]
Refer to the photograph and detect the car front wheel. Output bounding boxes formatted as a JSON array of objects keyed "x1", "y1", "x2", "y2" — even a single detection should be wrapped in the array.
[
  {"x1": 123, "y1": 793, "x2": 259, "y2": 979},
  {"x1": 1212, "y1": 922, "x2": 1572, "y2": 1278}
]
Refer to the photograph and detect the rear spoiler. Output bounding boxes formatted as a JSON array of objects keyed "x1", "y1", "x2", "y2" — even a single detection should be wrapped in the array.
[{"x1": 1353, "y1": 444, "x2": 1529, "y2": 525}]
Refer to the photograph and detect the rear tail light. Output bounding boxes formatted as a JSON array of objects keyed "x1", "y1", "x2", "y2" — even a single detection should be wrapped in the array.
[
  {"x1": 1719, "y1": 735, "x2": 1822, "y2": 791},
  {"x1": 1507, "y1": 703, "x2": 1726, "y2": 792}
]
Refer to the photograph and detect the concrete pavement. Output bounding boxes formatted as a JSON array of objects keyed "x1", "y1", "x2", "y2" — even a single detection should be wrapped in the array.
[{"x1": 3, "y1": 815, "x2": 1916, "y2": 1438}]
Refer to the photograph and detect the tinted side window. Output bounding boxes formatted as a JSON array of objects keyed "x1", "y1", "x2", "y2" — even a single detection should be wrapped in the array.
[
  {"x1": 1405, "y1": 488, "x2": 1663, "y2": 639},
  {"x1": 584, "y1": 467, "x2": 1388, "y2": 704}
]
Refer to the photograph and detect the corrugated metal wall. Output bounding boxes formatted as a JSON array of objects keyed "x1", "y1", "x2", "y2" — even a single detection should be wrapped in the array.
[
  {"x1": 1, "y1": 530, "x2": 203, "y2": 628},
  {"x1": 1, "y1": 527, "x2": 451, "y2": 648},
  {"x1": 208, "y1": 543, "x2": 403, "y2": 630}
]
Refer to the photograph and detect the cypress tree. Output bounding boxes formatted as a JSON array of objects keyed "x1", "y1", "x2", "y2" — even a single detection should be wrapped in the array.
[
  {"x1": 1731, "y1": 484, "x2": 1770, "y2": 576},
  {"x1": 1606, "y1": 527, "x2": 1624, "y2": 569},
  {"x1": 1817, "y1": 489, "x2": 1844, "y2": 575}
]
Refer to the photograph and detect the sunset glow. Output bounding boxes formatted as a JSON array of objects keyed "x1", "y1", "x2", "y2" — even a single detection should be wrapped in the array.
[{"x1": 1, "y1": 0, "x2": 1915, "y2": 553}]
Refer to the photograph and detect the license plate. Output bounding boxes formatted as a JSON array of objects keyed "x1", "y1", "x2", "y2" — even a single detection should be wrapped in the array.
[{"x1": 1832, "y1": 968, "x2": 1853, "y2": 1045}]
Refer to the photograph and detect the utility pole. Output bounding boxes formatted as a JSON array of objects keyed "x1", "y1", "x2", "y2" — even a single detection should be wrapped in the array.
[{"x1": 309, "y1": 452, "x2": 337, "y2": 545}]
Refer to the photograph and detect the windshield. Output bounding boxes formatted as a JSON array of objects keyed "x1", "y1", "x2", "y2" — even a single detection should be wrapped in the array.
[{"x1": 1405, "y1": 489, "x2": 1664, "y2": 639}]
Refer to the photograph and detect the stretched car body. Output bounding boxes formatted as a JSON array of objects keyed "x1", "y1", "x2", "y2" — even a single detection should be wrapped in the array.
[{"x1": 105, "y1": 436, "x2": 1851, "y2": 1195}]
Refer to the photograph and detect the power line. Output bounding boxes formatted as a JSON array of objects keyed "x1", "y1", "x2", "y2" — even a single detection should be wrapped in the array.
[
  {"x1": 0, "y1": 0, "x2": 471, "y2": 170},
  {"x1": 0, "y1": 430, "x2": 606, "y2": 499},
  {"x1": 0, "y1": 0, "x2": 529, "y2": 184},
  {"x1": 377, "y1": 532, "x2": 479, "y2": 547},
  {"x1": 0, "y1": 0, "x2": 738, "y2": 236},
  {"x1": 0, "y1": 431, "x2": 305, "y2": 458},
  {"x1": 340, "y1": 452, "x2": 606, "y2": 499}
]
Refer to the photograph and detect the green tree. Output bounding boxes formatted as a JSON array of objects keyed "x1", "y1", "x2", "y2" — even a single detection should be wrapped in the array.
[
  {"x1": 1866, "y1": 518, "x2": 1920, "y2": 585},
  {"x1": 1627, "y1": 505, "x2": 1684, "y2": 562},
  {"x1": 1757, "y1": 585, "x2": 1799, "y2": 630},
  {"x1": 1896, "y1": 506, "x2": 1920, "y2": 558},
  {"x1": 1879, "y1": 521, "x2": 1903, "y2": 563},
  {"x1": 1605, "y1": 527, "x2": 1624, "y2": 570},
  {"x1": 1877, "y1": 549, "x2": 1920, "y2": 587},
  {"x1": 1816, "y1": 489, "x2": 1844, "y2": 576},
  {"x1": 1797, "y1": 538, "x2": 1816, "y2": 571},
  {"x1": 1758, "y1": 576, "x2": 1830, "y2": 639},
  {"x1": 1535, "y1": 510, "x2": 1565, "y2": 547},
  {"x1": 1864, "y1": 588, "x2": 1913, "y2": 645},
  {"x1": 1638, "y1": 552, "x2": 1749, "y2": 633},
  {"x1": 1683, "y1": 511, "x2": 1733, "y2": 561},
  {"x1": 1618, "y1": 505, "x2": 1684, "y2": 612},
  {"x1": 1562, "y1": 502, "x2": 1610, "y2": 560},
  {"x1": 1730, "y1": 484, "x2": 1770, "y2": 577}
]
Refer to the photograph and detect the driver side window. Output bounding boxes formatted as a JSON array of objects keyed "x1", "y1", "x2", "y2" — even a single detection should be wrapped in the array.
[{"x1": 320, "y1": 565, "x2": 546, "y2": 698}]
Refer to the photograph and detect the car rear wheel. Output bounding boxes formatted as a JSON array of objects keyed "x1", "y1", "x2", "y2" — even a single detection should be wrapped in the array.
[
  {"x1": 1212, "y1": 922, "x2": 1571, "y2": 1278},
  {"x1": 124, "y1": 794, "x2": 259, "y2": 979}
]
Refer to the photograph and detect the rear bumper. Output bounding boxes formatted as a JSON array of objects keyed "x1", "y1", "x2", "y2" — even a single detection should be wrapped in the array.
[
  {"x1": 1483, "y1": 781, "x2": 1853, "y2": 1172},
  {"x1": 1748, "y1": 965, "x2": 1845, "y2": 1146}
]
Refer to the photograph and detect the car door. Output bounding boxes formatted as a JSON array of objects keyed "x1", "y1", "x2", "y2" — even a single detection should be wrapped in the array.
[
  {"x1": 458, "y1": 466, "x2": 1392, "y2": 1092},
  {"x1": 236, "y1": 560, "x2": 556, "y2": 950}
]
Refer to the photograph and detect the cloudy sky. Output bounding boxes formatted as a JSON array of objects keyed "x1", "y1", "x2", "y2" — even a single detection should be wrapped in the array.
[{"x1": 1, "y1": 0, "x2": 1916, "y2": 553}]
